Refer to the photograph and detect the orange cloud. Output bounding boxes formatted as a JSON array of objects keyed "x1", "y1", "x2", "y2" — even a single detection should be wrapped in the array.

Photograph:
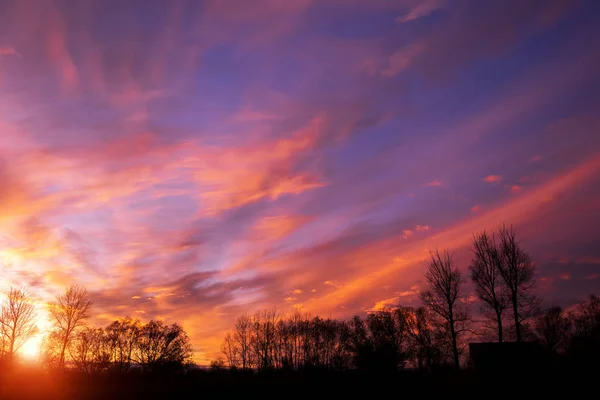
[
  {"x1": 300, "y1": 154, "x2": 600, "y2": 317},
  {"x1": 253, "y1": 216, "x2": 313, "y2": 241}
]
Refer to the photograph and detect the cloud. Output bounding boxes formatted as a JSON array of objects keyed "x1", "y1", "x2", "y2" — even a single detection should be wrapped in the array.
[
  {"x1": 511, "y1": 185, "x2": 523, "y2": 193},
  {"x1": 396, "y1": 0, "x2": 445, "y2": 23},
  {"x1": 0, "y1": 46, "x2": 20, "y2": 57},
  {"x1": 46, "y1": 7, "x2": 79, "y2": 93},
  {"x1": 484, "y1": 175, "x2": 503, "y2": 183},
  {"x1": 381, "y1": 42, "x2": 425, "y2": 78},
  {"x1": 425, "y1": 179, "x2": 442, "y2": 187},
  {"x1": 531, "y1": 155, "x2": 543, "y2": 162},
  {"x1": 559, "y1": 273, "x2": 571, "y2": 281},
  {"x1": 299, "y1": 154, "x2": 600, "y2": 316}
]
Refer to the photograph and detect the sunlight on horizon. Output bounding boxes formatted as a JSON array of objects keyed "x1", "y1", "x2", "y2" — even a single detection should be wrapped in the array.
[{"x1": 20, "y1": 335, "x2": 43, "y2": 362}]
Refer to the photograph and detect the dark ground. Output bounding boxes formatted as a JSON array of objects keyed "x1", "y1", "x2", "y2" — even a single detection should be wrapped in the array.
[{"x1": 0, "y1": 365, "x2": 596, "y2": 399}]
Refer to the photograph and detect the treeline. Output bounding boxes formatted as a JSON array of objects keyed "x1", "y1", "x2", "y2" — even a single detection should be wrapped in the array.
[
  {"x1": 0, "y1": 285, "x2": 193, "y2": 373},
  {"x1": 218, "y1": 295, "x2": 599, "y2": 372},
  {"x1": 218, "y1": 225, "x2": 600, "y2": 372}
]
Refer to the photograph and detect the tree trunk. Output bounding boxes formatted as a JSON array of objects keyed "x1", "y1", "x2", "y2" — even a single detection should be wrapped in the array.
[
  {"x1": 59, "y1": 338, "x2": 69, "y2": 369},
  {"x1": 512, "y1": 294, "x2": 521, "y2": 343},
  {"x1": 495, "y1": 309, "x2": 503, "y2": 343},
  {"x1": 448, "y1": 310, "x2": 459, "y2": 369}
]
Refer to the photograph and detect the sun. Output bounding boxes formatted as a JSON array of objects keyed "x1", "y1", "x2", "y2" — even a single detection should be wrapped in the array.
[{"x1": 20, "y1": 336, "x2": 43, "y2": 362}]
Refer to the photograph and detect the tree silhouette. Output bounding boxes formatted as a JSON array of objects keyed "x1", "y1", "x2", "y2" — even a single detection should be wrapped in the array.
[
  {"x1": 535, "y1": 306, "x2": 571, "y2": 353},
  {"x1": 570, "y1": 294, "x2": 600, "y2": 337},
  {"x1": 420, "y1": 250, "x2": 469, "y2": 369},
  {"x1": 497, "y1": 225, "x2": 537, "y2": 342},
  {"x1": 132, "y1": 320, "x2": 193, "y2": 372},
  {"x1": 233, "y1": 313, "x2": 253, "y2": 370},
  {"x1": 0, "y1": 287, "x2": 39, "y2": 359},
  {"x1": 470, "y1": 231, "x2": 511, "y2": 342},
  {"x1": 47, "y1": 285, "x2": 93, "y2": 369},
  {"x1": 250, "y1": 308, "x2": 280, "y2": 370},
  {"x1": 398, "y1": 306, "x2": 445, "y2": 371},
  {"x1": 71, "y1": 327, "x2": 111, "y2": 375},
  {"x1": 105, "y1": 317, "x2": 140, "y2": 372}
]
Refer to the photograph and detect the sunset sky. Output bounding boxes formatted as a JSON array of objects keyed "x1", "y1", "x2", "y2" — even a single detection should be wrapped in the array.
[{"x1": 1, "y1": 0, "x2": 600, "y2": 363}]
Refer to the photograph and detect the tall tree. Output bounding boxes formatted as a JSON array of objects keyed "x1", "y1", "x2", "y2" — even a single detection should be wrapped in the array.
[
  {"x1": 498, "y1": 225, "x2": 537, "y2": 343},
  {"x1": 0, "y1": 287, "x2": 39, "y2": 358},
  {"x1": 221, "y1": 332, "x2": 237, "y2": 368},
  {"x1": 470, "y1": 231, "x2": 511, "y2": 342},
  {"x1": 234, "y1": 314, "x2": 253, "y2": 370},
  {"x1": 420, "y1": 250, "x2": 469, "y2": 369},
  {"x1": 48, "y1": 285, "x2": 93, "y2": 369}
]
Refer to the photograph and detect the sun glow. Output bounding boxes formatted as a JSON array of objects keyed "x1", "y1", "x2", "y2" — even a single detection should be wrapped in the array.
[{"x1": 19, "y1": 335, "x2": 43, "y2": 362}]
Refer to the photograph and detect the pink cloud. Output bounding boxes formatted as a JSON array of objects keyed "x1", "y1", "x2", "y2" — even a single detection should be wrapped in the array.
[
  {"x1": 46, "y1": 8, "x2": 79, "y2": 93},
  {"x1": 511, "y1": 185, "x2": 523, "y2": 193},
  {"x1": 396, "y1": 0, "x2": 445, "y2": 23},
  {"x1": 381, "y1": 42, "x2": 425, "y2": 78},
  {"x1": 425, "y1": 179, "x2": 442, "y2": 187},
  {"x1": 0, "y1": 46, "x2": 20, "y2": 57},
  {"x1": 484, "y1": 175, "x2": 503, "y2": 183},
  {"x1": 559, "y1": 273, "x2": 571, "y2": 281},
  {"x1": 300, "y1": 154, "x2": 600, "y2": 316},
  {"x1": 531, "y1": 155, "x2": 543, "y2": 162}
]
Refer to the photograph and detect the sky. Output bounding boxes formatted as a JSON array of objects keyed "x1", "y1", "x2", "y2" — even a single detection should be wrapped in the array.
[{"x1": 1, "y1": 0, "x2": 600, "y2": 363}]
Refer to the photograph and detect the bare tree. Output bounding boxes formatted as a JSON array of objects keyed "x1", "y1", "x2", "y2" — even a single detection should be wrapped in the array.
[
  {"x1": 470, "y1": 231, "x2": 511, "y2": 342},
  {"x1": 570, "y1": 294, "x2": 600, "y2": 337},
  {"x1": 420, "y1": 250, "x2": 469, "y2": 369},
  {"x1": 234, "y1": 313, "x2": 253, "y2": 369},
  {"x1": 70, "y1": 327, "x2": 111, "y2": 375},
  {"x1": 535, "y1": 306, "x2": 571, "y2": 353},
  {"x1": 132, "y1": 320, "x2": 193, "y2": 371},
  {"x1": 221, "y1": 332, "x2": 237, "y2": 368},
  {"x1": 48, "y1": 285, "x2": 93, "y2": 369},
  {"x1": 397, "y1": 306, "x2": 444, "y2": 371},
  {"x1": 105, "y1": 317, "x2": 140, "y2": 372},
  {"x1": 251, "y1": 308, "x2": 280, "y2": 370},
  {"x1": 0, "y1": 287, "x2": 39, "y2": 359},
  {"x1": 498, "y1": 225, "x2": 537, "y2": 343}
]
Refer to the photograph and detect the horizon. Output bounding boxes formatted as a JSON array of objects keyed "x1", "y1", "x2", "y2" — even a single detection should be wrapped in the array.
[{"x1": 1, "y1": 0, "x2": 600, "y2": 364}]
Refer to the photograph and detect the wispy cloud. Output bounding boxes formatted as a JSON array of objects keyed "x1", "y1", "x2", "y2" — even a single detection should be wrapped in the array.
[{"x1": 396, "y1": 0, "x2": 445, "y2": 23}]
